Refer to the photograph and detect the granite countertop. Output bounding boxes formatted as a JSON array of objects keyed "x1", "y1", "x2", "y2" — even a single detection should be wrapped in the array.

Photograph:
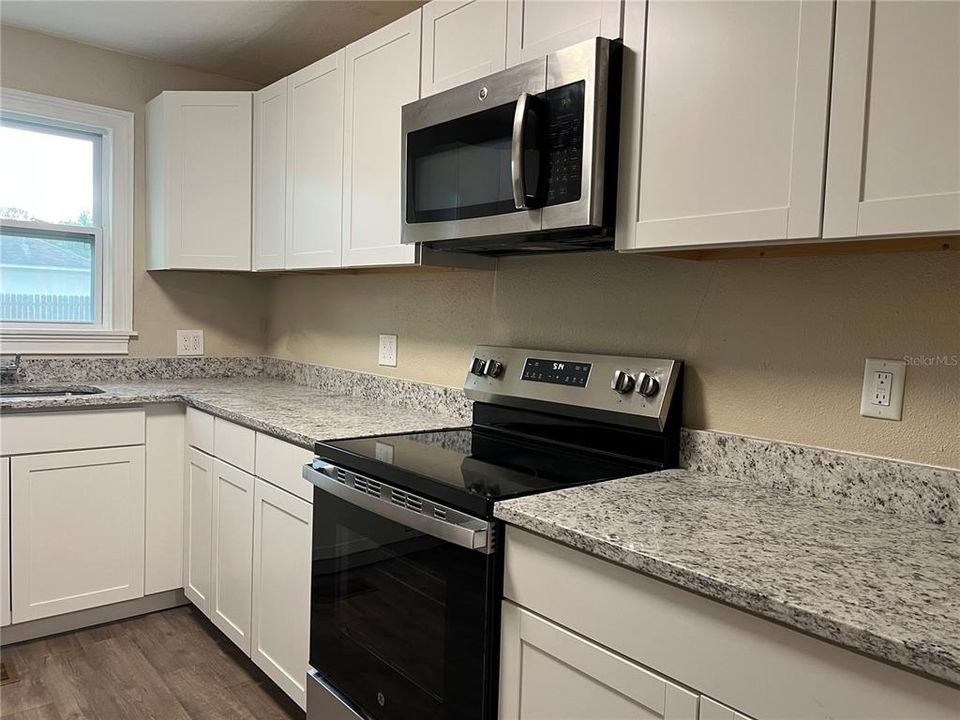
[
  {"x1": 0, "y1": 378, "x2": 467, "y2": 447},
  {"x1": 495, "y1": 469, "x2": 960, "y2": 687}
]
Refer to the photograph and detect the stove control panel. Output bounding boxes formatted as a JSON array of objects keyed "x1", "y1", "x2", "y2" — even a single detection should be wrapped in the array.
[{"x1": 464, "y1": 346, "x2": 681, "y2": 431}]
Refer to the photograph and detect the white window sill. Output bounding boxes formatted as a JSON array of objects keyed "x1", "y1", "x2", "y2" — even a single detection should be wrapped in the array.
[{"x1": 0, "y1": 328, "x2": 138, "y2": 355}]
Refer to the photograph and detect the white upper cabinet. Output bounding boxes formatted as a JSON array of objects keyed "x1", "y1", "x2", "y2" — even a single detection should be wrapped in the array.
[
  {"x1": 823, "y1": 0, "x2": 960, "y2": 239},
  {"x1": 285, "y1": 50, "x2": 347, "y2": 269},
  {"x1": 506, "y1": 0, "x2": 623, "y2": 67},
  {"x1": 147, "y1": 91, "x2": 253, "y2": 270},
  {"x1": 421, "y1": 0, "x2": 508, "y2": 96},
  {"x1": 341, "y1": 9, "x2": 422, "y2": 268},
  {"x1": 253, "y1": 78, "x2": 288, "y2": 271},
  {"x1": 617, "y1": 0, "x2": 833, "y2": 250}
]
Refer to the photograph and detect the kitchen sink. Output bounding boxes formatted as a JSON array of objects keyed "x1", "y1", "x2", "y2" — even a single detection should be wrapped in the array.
[{"x1": 0, "y1": 384, "x2": 105, "y2": 400}]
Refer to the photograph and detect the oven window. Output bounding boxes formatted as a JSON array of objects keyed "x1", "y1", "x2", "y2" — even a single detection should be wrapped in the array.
[
  {"x1": 311, "y1": 491, "x2": 496, "y2": 720},
  {"x1": 406, "y1": 100, "x2": 519, "y2": 223}
]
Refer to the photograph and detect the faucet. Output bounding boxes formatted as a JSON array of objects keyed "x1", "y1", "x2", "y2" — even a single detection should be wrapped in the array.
[{"x1": 1, "y1": 354, "x2": 25, "y2": 384}]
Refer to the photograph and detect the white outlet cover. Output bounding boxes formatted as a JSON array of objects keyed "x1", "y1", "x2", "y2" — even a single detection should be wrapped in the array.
[
  {"x1": 378, "y1": 334, "x2": 397, "y2": 367},
  {"x1": 860, "y1": 358, "x2": 905, "y2": 420},
  {"x1": 177, "y1": 329, "x2": 204, "y2": 356}
]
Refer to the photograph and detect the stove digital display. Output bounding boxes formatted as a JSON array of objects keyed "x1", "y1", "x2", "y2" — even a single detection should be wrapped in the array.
[{"x1": 522, "y1": 358, "x2": 592, "y2": 387}]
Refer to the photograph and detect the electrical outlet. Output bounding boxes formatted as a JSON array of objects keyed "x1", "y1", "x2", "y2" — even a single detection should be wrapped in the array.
[
  {"x1": 177, "y1": 329, "x2": 204, "y2": 356},
  {"x1": 860, "y1": 358, "x2": 905, "y2": 420},
  {"x1": 378, "y1": 334, "x2": 397, "y2": 367}
]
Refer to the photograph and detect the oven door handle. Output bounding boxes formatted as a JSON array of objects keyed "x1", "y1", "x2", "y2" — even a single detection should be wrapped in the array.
[
  {"x1": 511, "y1": 92, "x2": 532, "y2": 210},
  {"x1": 304, "y1": 463, "x2": 493, "y2": 553}
]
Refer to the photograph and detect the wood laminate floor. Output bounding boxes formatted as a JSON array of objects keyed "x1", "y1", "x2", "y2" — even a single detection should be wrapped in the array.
[{"x1": 0, "y1": 606, "x2": 304, "y2": 720}]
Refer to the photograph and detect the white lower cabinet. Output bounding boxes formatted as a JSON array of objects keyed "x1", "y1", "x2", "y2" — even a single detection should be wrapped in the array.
[
  {"x1": 183, "y1": 446, "x2": 214, "y2": 611},
  {"x1": 699, "y1": 697, "x2": 753, "y2": 720},
  {"x1": 10, "y1": 447, "x2": 146, "y2": 623},
  {"x1": 251, "y1": 478, "x2": 312, "y2": 709},
  {"x1": 1, "y1": 457, "x2": 10, "y2": 627},
  {"x1": 210, "y1": 459, "x2": 256, "y2": 654},
  {"x1": 500, "y1": 601, "x2": 698, "y2": 720}
]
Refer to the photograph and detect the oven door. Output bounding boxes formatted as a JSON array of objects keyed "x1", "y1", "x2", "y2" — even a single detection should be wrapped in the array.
[{"x1": 305, "y1": 462, "x2": 501, "y2": 720}]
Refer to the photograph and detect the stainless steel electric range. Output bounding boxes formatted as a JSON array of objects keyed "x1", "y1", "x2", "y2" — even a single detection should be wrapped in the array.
[{"x1": 303, "y1": 346, "x2": 683, "y2": 720}]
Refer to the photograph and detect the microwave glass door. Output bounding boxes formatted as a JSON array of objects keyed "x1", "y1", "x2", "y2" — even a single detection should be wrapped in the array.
[{"x1": 310, "y1": 489, "x2": 498, "y2": 720}]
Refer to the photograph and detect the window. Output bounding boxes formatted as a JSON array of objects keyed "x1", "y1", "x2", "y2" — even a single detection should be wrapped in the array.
[{"x1": 0, "y1": 89, "x2": 134, "y2": 354}]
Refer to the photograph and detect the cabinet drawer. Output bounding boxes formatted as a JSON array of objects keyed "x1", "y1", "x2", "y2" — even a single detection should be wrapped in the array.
[
  {"x1": 185, "y1": 407, "x2": 214, "y2": 453},
  {"x1": 0, "y1": 408, "x2": 145, "y2": 456},
  {"x1": 214, "y1": 417, "x2": 256, "y2": 473},
  {"x1": 255, "y1": 433, "x2": 314, "y2": 503}
]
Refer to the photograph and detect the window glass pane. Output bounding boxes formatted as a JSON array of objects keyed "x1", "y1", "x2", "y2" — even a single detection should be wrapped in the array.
[
  {"x1": 0, "y1": 228, "x2": 95, "y2": 323},
  {"x1": 0, "y1": 122, "x2": 97, "y2": 226}
]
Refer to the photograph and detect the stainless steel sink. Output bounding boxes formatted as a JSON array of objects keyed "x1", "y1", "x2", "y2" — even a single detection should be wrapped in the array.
[{"x1": 0, "y1": 384, "x2": 105, "y2": 400}]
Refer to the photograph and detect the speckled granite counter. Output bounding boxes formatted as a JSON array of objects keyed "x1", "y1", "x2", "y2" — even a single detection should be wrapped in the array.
[
  {"x1": 495, "y1": 469, "x2": 960, "y2": 686},
  {"x1": 0, "y1": 378, "x2": 467, "y2": 447}
]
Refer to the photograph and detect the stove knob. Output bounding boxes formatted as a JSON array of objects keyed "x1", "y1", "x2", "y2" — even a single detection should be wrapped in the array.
[
  {"x1": 470, "y1": 357, "x2": 487, "y2": 377},
  {"x1": 483, "y1": 359, "x2": 505, "y2": 378},
  {"x1": 636, "y1": 372, "x2": 660, "y2": 398},
  {"x1": 610, "y1": 370, "x2": 636, "y2": 394}
]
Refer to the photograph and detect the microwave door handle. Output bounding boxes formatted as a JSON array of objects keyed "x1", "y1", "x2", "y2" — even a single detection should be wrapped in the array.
[{"x1": 511, "y1": 93, "x2": 531, "y2": 209}]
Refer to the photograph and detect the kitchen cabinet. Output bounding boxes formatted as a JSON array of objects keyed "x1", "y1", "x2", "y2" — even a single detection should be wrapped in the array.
[
  {"x1": 1, "y1": 458, "x2": 9, "y2": 627},
  {"x1": 341, "y1": 9, "x2": 422, "y2": 267},
  {"x1": 183, "y1": 446, "x2": 214, "y2": 612},
  {"x1": 617, "y1": 0, "x2": 833, "y2": 250},
  {"x1": 10, "y1": 447, "x2": 145, "y2": 623},
  {"x1": 823, "y1": 0, "x2": 960, "y2": 238},
  {"x1": 210, "y1": 459, "x2": 255, "y2": 654},
  {"x1": 421, "y1": 0, "x2": 508, "y2": 96},
  {"x1": 699, "y1": 697, "x2": 753, "y2": 720},
  {"x1": 506, "y1": 0, "x2": 622, "y2": 67},
  {"x1": 500, "y1": 601, "x2": 698, "y2": 719},
  {"x1": 285, "y1": 50, "x2": 346, "y2": 269},
  {"x1": 144, "y1": 404, "x2": 185, "y2": 595},
  {"x1": 253, "y1": 78, "x2": 288, "y2": 271},
  {"x1": 251, "y1": 478, "x2": 312, "y2": 709},
  {"x1": 146, "y1": 91, "x2": 253, "y2": 270}
]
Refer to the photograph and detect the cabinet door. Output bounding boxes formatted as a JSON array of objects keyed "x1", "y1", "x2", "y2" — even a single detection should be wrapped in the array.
[
  {"x1": 823, "y1": 0, "x2": 960, "y2": 238},
  {"x1": 154, "y1": 91, "x2": 253, "y2": 270},
  {"x1": 286, "y1": 50, "x2": 346, "y2": 269},
  {"x1": 183, "y1": 446, "x2": 214, "y2": 612},
  {"x1": 506, "y1": 0, "x2": 622, "y2": 67},
  {"x1": 1, "y1": 458, "x2": 9, "y2": 627},
  {"x1": 422, "y1": 0, "x2": 508, "y2": 96},
  {"x1": 617, "y1": 0, "x2": 833, "y2": 250},
  {"x1": 699, "y1": 696, "x2": 753, "y2": 720},
  {"x1": 253, "y1": 78, "x2": 288, "y2": 271},
  {"x1": 10, "y1": 447, "x2": 146, "y2": 623},
  {"x1": 341, "y1": 10, "x2": 421, "y2": 268},
  {"x1": 211, "y1": 459, "x2": 255, "y2": 653},
  {"x1": 251, "y1": 479, "x2": 312, "y2": 709},
  {"x1": 500, "y1": 601, "x2": 699, "y2": 719}
]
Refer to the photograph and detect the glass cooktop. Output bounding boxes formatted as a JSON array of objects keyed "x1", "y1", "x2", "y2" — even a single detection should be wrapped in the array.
[{"x1": 316, "y1": 427, "x2": 660, "y2": 516}]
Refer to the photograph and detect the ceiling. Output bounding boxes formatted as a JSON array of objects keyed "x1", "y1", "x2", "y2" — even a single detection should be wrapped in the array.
[{"x1": 0, "y1": 0, "x2": 427, "y2": 85}]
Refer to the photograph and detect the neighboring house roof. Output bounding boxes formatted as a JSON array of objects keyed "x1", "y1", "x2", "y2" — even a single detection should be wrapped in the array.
[{"x1": 0, "y1": 235, "x2": 90, "y2": 270}]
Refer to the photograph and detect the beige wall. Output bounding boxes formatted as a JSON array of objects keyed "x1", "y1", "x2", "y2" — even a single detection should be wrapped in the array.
[
  {"x1": 268, "y1": 250, "x2": 960, "y2": 468},
  {"x1": 0, "y1": 25, "x2": 269, "y2": 356}
]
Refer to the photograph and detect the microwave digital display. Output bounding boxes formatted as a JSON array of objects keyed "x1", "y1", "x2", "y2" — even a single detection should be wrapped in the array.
[{"x1": 522, "y1": 358, "x2": 591, "y2": 387}]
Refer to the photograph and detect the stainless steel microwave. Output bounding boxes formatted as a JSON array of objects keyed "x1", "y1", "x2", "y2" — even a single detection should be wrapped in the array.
[{"x1": 401, "y1": 38, "x2": 620, "y2": 255}]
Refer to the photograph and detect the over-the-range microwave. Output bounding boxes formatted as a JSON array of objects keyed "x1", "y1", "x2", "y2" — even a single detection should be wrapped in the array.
[{"x1": 401, "y1": 37, "x2": 621, "y2": 255}]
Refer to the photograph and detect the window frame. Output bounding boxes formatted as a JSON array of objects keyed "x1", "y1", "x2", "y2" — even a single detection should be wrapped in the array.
[{"x1": 0, "y1": 88, "x2": 135, "y2": 354}]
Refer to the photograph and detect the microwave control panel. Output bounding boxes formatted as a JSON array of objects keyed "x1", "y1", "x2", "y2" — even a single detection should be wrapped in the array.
[{"x1": 543, "y1": 81, "x2": 585, "y2": 207}]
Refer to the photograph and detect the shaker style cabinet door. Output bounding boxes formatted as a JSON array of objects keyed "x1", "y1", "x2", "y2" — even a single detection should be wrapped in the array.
[
  {"x1": 700, "y1": 696, "x2": 754, "y2": 720},
  {"x1": 146, "y1": 91, "x2": 253, "y2": 270},
  {"x1": 823, "y1": 0, "x2": 960, "y2": 238},
  {"x1": 210, "y1": 459, "x2": 255, "y2": 654},
  {"x1": 251, "y1": 479, "x2": 312, "y2": 709},
  {"x1": 253, "y1": 78, "x2": 288, "y2": 271},
  {"x1": 499, "y1": 602, "x2": 699, "y2": 720},
  {"x1": 341, "y1": 9, "x2": 421, "y2": 268},
  {"x1": 506, "y1": 0, "x2": 622, "y2": 67},
  {"x1": 183, "y1": 446, "x2": 214, "y2": 613},
  {"x1": 10, "y1": 447, "x2": 146, "y2": 623},
  {"x1": 285, "y1": 50, "x2": 346, "y2": 269},
  {"x1": 421, "y1": 0, "x2": 508, "y2": 96},
  {"x1": 617, "y1": 0, "x2": 833, "y2": 250},
  {"x1": 1, "y1": 458, "x2": 9, "y2": 627}
]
